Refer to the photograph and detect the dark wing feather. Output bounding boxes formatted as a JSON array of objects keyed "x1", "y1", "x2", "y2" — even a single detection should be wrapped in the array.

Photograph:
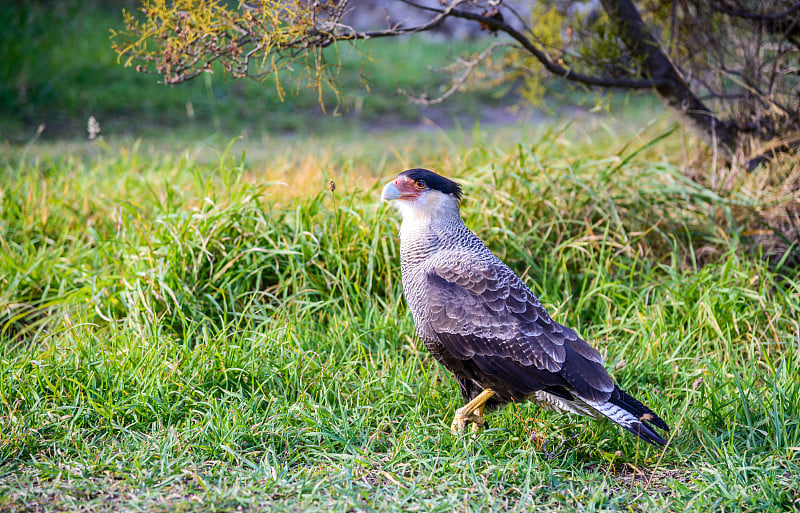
[{"x1": 426, "y1": 257, "x2": 615, "y2": 402}]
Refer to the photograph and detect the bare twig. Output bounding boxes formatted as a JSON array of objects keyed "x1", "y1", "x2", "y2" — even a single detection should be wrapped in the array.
[{"x1": 400, "y1": 41, "x2": 510, "y2": 105}]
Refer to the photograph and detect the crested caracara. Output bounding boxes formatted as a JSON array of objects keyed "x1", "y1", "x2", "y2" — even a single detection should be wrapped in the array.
[{"x1": 381, "y1": 168, "x2": 669, "y2": 446}]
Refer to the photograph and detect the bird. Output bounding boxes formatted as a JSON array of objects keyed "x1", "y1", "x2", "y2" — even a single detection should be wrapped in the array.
[{"x1": 381, "y1": 168, "x2": 669, "y2": 447}]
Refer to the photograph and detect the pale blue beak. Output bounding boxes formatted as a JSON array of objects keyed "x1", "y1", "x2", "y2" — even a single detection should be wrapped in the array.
[{"x1": 381, "y1": 181, "x2": 401, "y2": 202}]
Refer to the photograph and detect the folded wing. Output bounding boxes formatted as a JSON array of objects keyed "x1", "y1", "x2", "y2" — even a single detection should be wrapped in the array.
[{"x1": 425, "y1": 255, "x2": 615, "y2": 403}]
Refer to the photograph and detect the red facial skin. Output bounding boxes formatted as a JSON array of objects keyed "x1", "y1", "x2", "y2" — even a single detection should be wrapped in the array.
[{"x1": 394, "y1": 176, "x2": 426, "y2": 200}]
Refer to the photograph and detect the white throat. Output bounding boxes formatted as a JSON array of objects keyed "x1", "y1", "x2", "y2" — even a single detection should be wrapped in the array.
[{"x1": 393, "y1": 191, "x2": 461, "y2": 239}]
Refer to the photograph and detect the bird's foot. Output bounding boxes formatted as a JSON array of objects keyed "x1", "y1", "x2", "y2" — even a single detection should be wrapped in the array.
[
  {"x1": 450, "y1": 409, "x2": 487, "y2": 435},
  {"x1": 450, "y1": 388, "x2": 495, "y2": 436}
]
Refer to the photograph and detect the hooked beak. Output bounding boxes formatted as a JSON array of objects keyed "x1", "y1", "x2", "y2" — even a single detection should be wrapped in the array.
[
  {"x1": 381, "y1": 178, "x2": 420, "y2": 202},
  {"x1": 381, "y1": 181, "x2": 401, "y2": 202}
]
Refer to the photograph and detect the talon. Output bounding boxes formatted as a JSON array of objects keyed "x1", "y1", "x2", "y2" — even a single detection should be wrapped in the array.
[{"x1": 450, "y1": 388, "x2": 495, "y2": 435}]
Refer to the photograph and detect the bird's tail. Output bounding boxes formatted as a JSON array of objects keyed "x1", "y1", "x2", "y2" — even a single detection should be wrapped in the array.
[{"x1": 590, "y1": 386, "x2": 669, "y2": 447}]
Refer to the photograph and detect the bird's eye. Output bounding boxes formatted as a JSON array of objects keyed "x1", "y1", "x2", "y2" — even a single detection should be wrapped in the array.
[{"x1": 415, "y1": 180, "x2": 426, "y2": 189}]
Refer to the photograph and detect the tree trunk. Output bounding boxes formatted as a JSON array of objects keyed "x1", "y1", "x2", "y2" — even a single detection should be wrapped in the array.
[{"x1": 599, "y1": 0, "x2": 739, "y2": 158}]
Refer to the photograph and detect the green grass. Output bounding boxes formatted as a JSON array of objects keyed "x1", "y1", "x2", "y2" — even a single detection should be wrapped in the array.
[{"x1": 0, "y1": 122, "x2": 798, "y2": 512}]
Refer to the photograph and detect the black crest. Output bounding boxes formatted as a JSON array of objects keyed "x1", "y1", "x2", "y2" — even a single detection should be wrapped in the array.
[{"x1": 400, "y1": 168, "x2": 462, "y2": 200}]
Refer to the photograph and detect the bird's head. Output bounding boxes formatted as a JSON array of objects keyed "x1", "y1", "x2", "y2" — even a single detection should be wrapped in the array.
[{"x1": 381, "y1": 169, "x2": 462, "y2": 221}]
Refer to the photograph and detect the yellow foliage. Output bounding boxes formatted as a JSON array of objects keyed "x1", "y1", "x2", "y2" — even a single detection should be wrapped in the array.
[
  {"x1": 531, "y1": 4, "x2": 567, "y2": 50},
  {"x1": 514, "y1": 4, "x2": 569, "y2": 107},
  {"x1": 111, "y1": 0, "x2": 341, "y2": 103}
]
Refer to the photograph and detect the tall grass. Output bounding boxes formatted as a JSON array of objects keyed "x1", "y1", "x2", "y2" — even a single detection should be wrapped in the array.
[{"x1": 0, "y1": 129, "x2": 798, "y2": 512}]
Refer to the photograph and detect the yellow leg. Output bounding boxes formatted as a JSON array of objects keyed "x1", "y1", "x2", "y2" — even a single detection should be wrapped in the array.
[{"x1": 450, "y1": 388, "x2": 495, "y2": 435}]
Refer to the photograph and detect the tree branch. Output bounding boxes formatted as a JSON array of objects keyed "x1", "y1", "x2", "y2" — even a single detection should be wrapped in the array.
[
  {"x1": 599, "y1": 0, "x2": 738, "y2": 157},
  {"x1": 399, "y1": 42, "x2": 509, "y2": 105},
  {"x1": 401, "y1": 2, "x2": 661, "y2": 90},
  {"x1": 710, "y1": 1, "x2": 800, "y2": 38}
]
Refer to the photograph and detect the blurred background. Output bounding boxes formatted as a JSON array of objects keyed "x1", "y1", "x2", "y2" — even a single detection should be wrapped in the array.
[{"x1": 0, "y1": 0, "x2": 662, "y2": 145}]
